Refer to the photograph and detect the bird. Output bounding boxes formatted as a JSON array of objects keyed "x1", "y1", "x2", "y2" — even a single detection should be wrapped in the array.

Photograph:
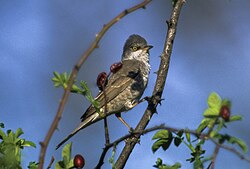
[{"x1": 56, "y1": 34, "x2": 153, "y2": 149}]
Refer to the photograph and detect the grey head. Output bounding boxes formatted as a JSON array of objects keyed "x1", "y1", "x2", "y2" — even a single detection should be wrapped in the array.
[{"x1": 122, "y1": 34, "x2": 153, "y2": 61}]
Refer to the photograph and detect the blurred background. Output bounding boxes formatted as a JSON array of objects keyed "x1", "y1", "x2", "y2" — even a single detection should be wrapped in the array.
[{"x1": 1, "y1": 0, "x2": 250, "y2": 168}]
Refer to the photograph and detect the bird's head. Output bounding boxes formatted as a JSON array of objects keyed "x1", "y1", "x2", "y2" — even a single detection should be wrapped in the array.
[{"x1": 122, "y1": 34, "x2": 153, "y2": 62}]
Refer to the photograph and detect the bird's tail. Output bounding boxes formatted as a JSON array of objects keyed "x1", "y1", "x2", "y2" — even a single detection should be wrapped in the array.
[{"x1": 56, "y1": 112, "x2": 99, "y2": 150}]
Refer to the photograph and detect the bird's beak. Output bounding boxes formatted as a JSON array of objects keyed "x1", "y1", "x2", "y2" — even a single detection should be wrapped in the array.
[{"x1": 144, "y1": 45, "x2": 153, "y2": 52}]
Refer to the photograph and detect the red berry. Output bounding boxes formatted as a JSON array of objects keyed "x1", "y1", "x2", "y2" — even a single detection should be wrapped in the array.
[
  {"x1": 220, "y1": 106, "x2": 230, "y2": 121},
  {"x1": 96, "y1": 72, "x2": 108, "y2": 91},
  {"x1": 74, "y1": 154, "x2": 85, "y2": 168},
  {"x1": 110, "y1": 62, "x2": 123, "y2": 73}
]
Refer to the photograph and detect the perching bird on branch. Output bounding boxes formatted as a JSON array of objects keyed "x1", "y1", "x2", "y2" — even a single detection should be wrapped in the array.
[{"x1": 56, "y1": 34, "x2": 153, "y2": 149}]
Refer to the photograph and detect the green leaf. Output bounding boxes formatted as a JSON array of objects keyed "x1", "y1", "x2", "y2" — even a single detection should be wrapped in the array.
[
  {"x1": 53, "y1": 72, "x2": 61, "y2": 79},
  {"x1": 54, "y1": 82, "x2": 62, "y2": 88},
  {"x1": 55, "y1": 161, "x2": 64, "y2": 169},
  {"x1": 0, "y1": 128, "x2": 6, "y2": 140},
  {"x1": 174, "y1": 137, "x2": 182, "y2": 147},
  {"x1": 153, "y1": 158, "x2": 163, "y2": 168},
  {"x1": 15, "y1": 128, "x2": 24, "y2": 138},
  {"x1": 207, "y1": 118, "x2": 217, "y2": 129},
  {"x1": 152, "y1": 132, "x2": 173, "y2": 153},
  {"x1": 196, "y1": 118, "x2": 210, "y2": 133},
  {"x1": 62, "y1": 156, "x2": 69, "y2": 167},
  {"x1": 228, "y1": 136, "x2": 248, "y2": 153},
  {"x1": 109, "y1": 146, "x2": 116, "y2": 168},
  {"x1": 185, "y1": 131, "x2": 190, "y2": 143},
  {"x1": 51, "y1": 77, "x2": 60, "y2": 82},
  {"x1": 174, "y1": 130, "x2": 183, "y2": 147},
  {"x1": 207, "y1": 92, "x2": 221, "y2": 108},
  {"x1": 203, "y1": 107, "x2": 220, "y2": 117},
  {"x1": 71, "y1": 84, "x2": 81, "y2": 92},
  {"x1": 221, "y1": 99, "x2": 231, "y2": 108},
  {"x1": 170, "y1": 162, "x2": 181, "y2": 169},
  {"x1": 62, "y1": 142, "x2": 72, "y2": 164},
  {"x1": 177, "y1": 130, "x2": 184, "y2": 137},
  {"x1": 7, "y1": 130, "x2": 15, "y2": 143},
  {"x1": 52, "y1": 72, "x2": 71, "y2": 89},
  {"x1": 61, "y1": 72, "x2": 68, "y2": 82},
  {"x1": 152, "y1": 139, "x2": 172, "y2": 153},
  {"x1": 68, "y1": 159, "x2": 74, "y2": 168},
  {"x1": 193, "y1": 158, "x2": 203, "y2": 169},
  {"x1": 152, "y1": 130, "x2": 170, "y2": 140},
  {"x1": 27, "y1": 161, "x2": 38, "y2": 169},
  {"x1": 229, "y1": 115, "x2": 242, "y2": 122},
  {"x1": 22, "y1": 141, "x2": 36, "y2": 148}
]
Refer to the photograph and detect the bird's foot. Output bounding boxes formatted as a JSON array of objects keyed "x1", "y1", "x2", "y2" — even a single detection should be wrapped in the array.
[
  {"x1": 129, "y1": 127, "x2": 134, "y2": 134},
  {"x1": 143, "y1": 95, "x2": 164, "y2": 105},
  {"x1": 138, "y1": 96, "x2": 152, "y2": 104}
]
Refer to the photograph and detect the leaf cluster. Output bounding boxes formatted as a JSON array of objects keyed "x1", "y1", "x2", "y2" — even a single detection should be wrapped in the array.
[
  {"x1": 151, "y1": 92, "x2": 247, "y2": 169},
  {"x1": 52, "y1": 72, "x2": 99, "y2": 112},
  {"x1": 55, "y1": 142, "x2": 74, "y2": 169},
  {"x1": 0, "y1": 123, "x2": 37, "y2": 169},
  {"x1": 153, "y1": 158, "x2": 181, "y2": 169}
]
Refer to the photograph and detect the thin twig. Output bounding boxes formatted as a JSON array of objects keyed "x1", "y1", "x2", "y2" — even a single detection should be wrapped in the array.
[
  {"x1": 95, "y1": 124, "x2": 206, "y2": 168},
  {"x1": 102, "y1": 84, "x2": 110, "y2": 145},
  {"x1": 37, "y1": 0, "x2": 153, "y2": 168},
  {"x1": 210, "y1": 144, "x2": 220, "y2": 169},
  {"x1": 46, "y1": 156, "x2": 55, "y2": 169},
  {"x1": 96, "y1": 124, "x2": 250, "y2": 168},
  {"x1": 114, "y1": 0, "x2": 186, "y2": 168},
  {"x1": 211, "y1": 139, "x2": 250, "y2": 163}
]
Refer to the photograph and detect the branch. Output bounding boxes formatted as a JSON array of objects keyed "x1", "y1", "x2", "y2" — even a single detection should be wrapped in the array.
[
  {"x1": 96, "y1": 124, "x2": 250, "y2": 168},
  {"x1": 103, "y1": 87, "x2": 110, "y2": 145},
  {"x1": 211, "y1": 139, "x2": 250, "y2": 163},
  {"x1": 38, "y1": 1, "x2": 153, "y2": 168},
  {"x1": 210, "y1": 144, "x2": 220, "y2": 169},
  {"x1": 46, "y1": 156, "x2": 55, "y2": 169},
  {"x1": 114, "y1": 0, "x2": 186, "y2": 168}
]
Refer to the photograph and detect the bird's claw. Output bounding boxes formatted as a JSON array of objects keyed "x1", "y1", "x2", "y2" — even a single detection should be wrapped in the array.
[{"x1": 129, "y1": 127, "x2": 134, "y2": 133}]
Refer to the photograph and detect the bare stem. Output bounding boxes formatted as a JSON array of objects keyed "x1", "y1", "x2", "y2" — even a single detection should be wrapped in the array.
[
  {"x1": 103, "y1": 86, "x2": 110, "y2": 145},
  {"x1": 210, "y1": 144, "x2": 220, "y2": 169},
  {"x1": 46, "y1": 156, "x2": 55, "y2": 169}
]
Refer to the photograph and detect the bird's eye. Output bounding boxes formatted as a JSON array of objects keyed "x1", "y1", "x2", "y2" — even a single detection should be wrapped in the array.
[{"x1": 131, "y1": 46, "x2": 138, "y2": 51}]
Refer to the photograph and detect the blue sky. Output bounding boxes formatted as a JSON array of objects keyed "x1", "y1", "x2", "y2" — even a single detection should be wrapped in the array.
[{"x1": 1, "y1": 0, "x2": 250, "y2": 168}]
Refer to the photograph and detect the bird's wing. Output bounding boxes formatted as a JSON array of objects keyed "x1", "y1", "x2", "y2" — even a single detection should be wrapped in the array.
[
  {"x1": 81, "y1": 60, "x2": 142, "y2": 120},
  {"x1": 56, "y1": 60, "x2": 142, "y2": 150}
]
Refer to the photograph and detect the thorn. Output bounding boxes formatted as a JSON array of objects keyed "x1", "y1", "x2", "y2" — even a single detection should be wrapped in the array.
[
  {"x1": 138, "y1": 96, "x2": 150, "y2": 103},
  {"x1": 166, "y1": 20, "x2": 170, "y2": 27},
  {"x1": 159, "y1": 54, "x2": 164, "y2": 59},
  {"x1": 129, "y1": 127, "x2": 134, "y2": 134},
  {"x1": 157, "y1": 98, "x2": 165, "y2": 106},
  {"x1": 142, "y1": 6, "x2": 146, "y2": 9},
  {"x1": 153, "y1": 71, "x2": 158, "y2": 75},
  {"x1": 124, "y1": 9, "x2": 128, "y2": 14},
  {"x1": 39, "y1": 142, "x2": 45, "y2": 147},
  {"x1": 136, "y1": 138, "x2": 141, "y2": 144}
]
